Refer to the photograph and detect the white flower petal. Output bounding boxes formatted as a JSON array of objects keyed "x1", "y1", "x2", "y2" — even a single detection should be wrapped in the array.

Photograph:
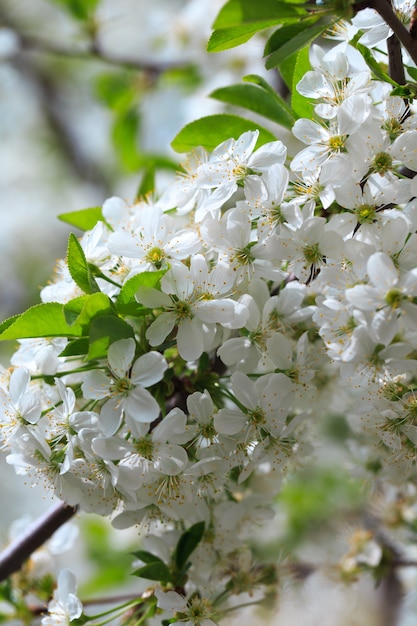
[{"x1": 108, "y1": 338, "x2": 135, "y2": 378}]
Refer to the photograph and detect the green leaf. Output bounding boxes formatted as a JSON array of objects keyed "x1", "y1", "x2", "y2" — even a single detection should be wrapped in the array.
[
  {"x1": 59, "y1": 338, "x2": 89, "y2": 357},
  {"x1": 58, "y1": 207, "x2": 104, "y2": 231},
  {"x1": 264, "y1": 18, "x2": 321, "y2": 57},
  {"x1": 407, "y1": 65, "x2": 417, "y2": 81},
  {"x1": 131, "y1": 550, "x2": 164, "y2": 565},
  {"x1": 87, "y1": 315, "x2": 135, "y2": 360},
  {"x1": 171, "y1": 114, "x2": 276, "y2": 153},
  {"x1": 0, "y1": 314, "x2": 20, "y2": 337},
  {"x1": 243, "y1": 73, "x2": 286, "y2": 100},
  {"x1": 137, "y1": 165, "x2": 156, "y2": 198},
  {"x1": 0, "y1": 304, "x2": 82, "y2": 341},
  {"x1": 265, "y1": 19, "x2": 336, "y2": 69},
  {"x1": 213, "y1": 0, "x2": 301, "y2": 28},
  {"x1": 355, "y1": 42, "x2": 398, "y2": 86},
  {"x1": 116, "y1": 270, "x2": 166, "y2": 315},
  {"x1": 391, "y1": 84, "x2": 417, "y2": 100},
  {"x1": 67, "y1": 233, "x2": 100, "y2": 294},
  {"x1": 63, "y1": 293, "x2": 113, "y2": 327},
  {"x1": 49, "y1": 0, "x2": 99, "y2": 20},
  {"x1": 175, "y1": 522, "x2": 205, "y2": 571},
  {"x1": 79, "y1": 517, "x2": 133, "y2": 597},
  {"x1": 210, "y1": 82, "x2": 295, "y2": 129},
  {"x1": 289, "y1": 47, "x2": 314, "y2": 119},
  {"x1": 132, "y1": 562, "x2": 172, "y2": 584},
  {"x1": 112, "y1": 108, "x2": 141, "y2": 171},
  {"x1": 208, "y1": 0, "x2": 303, "y2": 52},
  {"x1": 207, "y1": 25, "x2": 263, "y2": 53},
  {"x1": 95, "y1": 72, "x2": 136, "y2": 111}
]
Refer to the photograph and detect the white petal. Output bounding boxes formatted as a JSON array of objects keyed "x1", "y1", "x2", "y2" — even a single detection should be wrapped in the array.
[
  {"x1": 214, "y1": 408, "x2": 246, "y2": 435},
  {"x1": 81, "y1": 370, "x2": 111, "y2": 400},
  {"x1": 136, "y1": 286, "x2": 171, "y2": 308},
  {"x1": 367, "y1": 252, "x2": 398, "y2": 291},
  {"x1": 108, "y1": 338, "x2": 135, "y2": 378},
  {"x1": 131, "y1": 351, "x2": 167, "y2": 387},
  {"x1": 9, "y1": 368, "x2": 29, "y2": 404},
  {"x1": 125, "y1": 387, "x2": 161, "y2": 423},
  {"x1": 231, "y1": 372, "x2": 257, "y2": 410},
  {"x1": 146, "y1": 313, "x2": 176, "y2": 346},
  {"x1": 177, "y1": 319, "x2": 204, "y2": 361}
]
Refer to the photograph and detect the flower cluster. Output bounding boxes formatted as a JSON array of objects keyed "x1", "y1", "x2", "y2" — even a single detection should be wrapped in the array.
[{"x1": 3, "y1": 40, "x2": 417, "y2": 622}]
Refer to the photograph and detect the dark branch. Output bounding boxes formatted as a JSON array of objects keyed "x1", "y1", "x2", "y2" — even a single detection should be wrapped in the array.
[
  {"x1": 369, "y1": 0, "x2": 417, "y2": 65},
  {"x1": 0, "y1": 501, "x2": 78, "y2": 582},
  {"x1": 387, "y1": 33, "x2": 406, "y2": 85},
  {"x1": 18, "y1": 34, "x2": 186, "y2": 79}
]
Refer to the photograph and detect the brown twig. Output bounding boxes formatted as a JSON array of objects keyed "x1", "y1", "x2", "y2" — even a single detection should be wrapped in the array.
[
  {"x1": 387, "y1": 32, "x2": 406, "y2": 85},
  {"x1": 0, "y1": 501, "x2": 78, "y2": 582},
  {"x1": 18, "y1": 34, "x2": 187, "y2": 79},
  {"x1": 359, "y1": 0, "x2": 417, "y2": 65}
]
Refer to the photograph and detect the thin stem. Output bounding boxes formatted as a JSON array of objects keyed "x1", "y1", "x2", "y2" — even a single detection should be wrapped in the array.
[
  {"x1": 19, "y1": 34, "x2": 187, "y2": 77},
  {"x1": 0, "y1": 501, "x2": 78, "y2": 582}
]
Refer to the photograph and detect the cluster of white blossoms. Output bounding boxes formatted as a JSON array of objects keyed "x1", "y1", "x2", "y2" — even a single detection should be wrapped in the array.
[{"x1": 3, "y1": 40, "x2": 417, "y2": 621}]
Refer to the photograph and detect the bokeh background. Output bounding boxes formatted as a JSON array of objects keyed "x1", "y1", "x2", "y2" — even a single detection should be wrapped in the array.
[{"x1": 1, "y1": 1, "x2": 417, "y2": 624}]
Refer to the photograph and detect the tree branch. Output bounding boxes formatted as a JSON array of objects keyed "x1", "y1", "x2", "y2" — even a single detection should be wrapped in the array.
[
  {"x1": 0, "y1": 501, "x2": 78, "y2": 582},
  {"x1": 18, "y1": 34, "x2": 186, "y2": 79},
  {"x1": 387, "y1": 32, "x2": 406, "y2": 85},
  {"x1": 360, "y1": 0, "x2": 417, "y2": 65}
]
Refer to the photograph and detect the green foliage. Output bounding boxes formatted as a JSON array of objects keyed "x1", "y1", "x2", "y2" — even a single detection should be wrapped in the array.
[
  {"x1": 171, "y1": 113, "x2": 276, "y2": 152},
  {"x1": 94, "y1": 70, "x2": 180, "y2": 177},
  {"x1": 133, "y1": 522, "x2": 205, "y2": 588},
  {"x1": 48, "y1": 0, "x2": 100, "y2": 21},
  {"x1": 391, "y1": 83, "x2": 417, "y2": 100},
  {"x1": 95, "y1": 72, "x2": 138, "y2": 111},
  {"x1": 406, "y1": 65, "x2": 417, "y2": 81},
  {"x1": 87, "y1": 314, "x2": 135, "y2": 359},
  {"x1": 79, "y1": 517, "x2": 134, "y2": 597},
  {"x1": 278, "y1": 47, "x2": 314, "y2": 119},
  {"x1": 133, "y1": 561, "x2": 173, "y2": 585},
  {"x1": 264, "y1": 19, "x2": 320, "y2": 77},
  {"x1": 265, "y1": 18, "x2": 337, "y2": 69},
  {"x1": 137, "y1": 164, "x2": 156, "y2": 198},
  {"x1": 208, "y1": 0, "x2": 303, "y2": 52},
  {"x1": 210, "y1": 77, "x2": 295, "y2": 129},
  {"x1": 277, "y1": 467, "x2": 365, "y2": 550},
  {"x1": 212, "y1": 0, "x2": 301, "y2": 27},
  {"x1": 116, "y1": 270, "x2": 166, "y2": 315},
  {"x1": 63, "y1": 293, "x2": 113, "y2": 327},
  {"x1": 354, "y1": 42, "x2": 398, "y2": 85},
  {"x1": 0, "y1": 304, "x2": 83, "y2": 341},
  {"x1": 67, "y1": 233, "x2": 100, "y2": 294},
  {"x1": 58, "y1": 207, "x2": 105, "y2": 231},
  {"x1": 174, "y1": 521, "x2": 205, "y2": 571},
  {"x1": 112, "y1": 107, "x2": 142, "y2": 171}
]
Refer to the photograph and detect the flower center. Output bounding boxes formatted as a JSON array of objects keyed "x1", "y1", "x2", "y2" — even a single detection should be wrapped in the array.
[
  {"x1": 174, "y1": 299, "x2": 193, "y2": 320},
  {"x1": 303, "y1": 242, "x2": 323, "y2": 265},
  {"x1": 248, "y1": 407, "x2": 266, "y2": 426},
  {"x1": 145, "y1": 246, "x2": 165, "y2": 269},
  {"x1": 327, "y1": 134, "x2": 346, "y2": 153},
  {"x1": 134, "y1": 436, "x2": 154, "y2": 459},
  {"x1": 355, "y1": 203, "x2": 376, "y2": 224},
  {"x1": 336, "y1": 316, "x2": 357, "y2": 336},
  {"x1": 385, "y1": 289, "x2": 403, "y2": 309},
  {"x1": 231, "y1": 244, "x2": 255, "y2": 267},
  {"x1": 382, "y1": 118, "x2": 403, "y2": 141},
  {"x1": 372, "y1": 151, "x2": 393, "y2": 175},
  {"x1": 111, "y1": 377, "x2": 133, "y2": 396}
]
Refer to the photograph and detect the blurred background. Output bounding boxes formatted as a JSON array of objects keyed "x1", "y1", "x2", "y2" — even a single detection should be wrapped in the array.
[
  {"x1": 0, "y1": 0, "x2": 269, "y2": 334},
  {"x1": 1, "y1": 2, "x2": 417, "y2": 624}
]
